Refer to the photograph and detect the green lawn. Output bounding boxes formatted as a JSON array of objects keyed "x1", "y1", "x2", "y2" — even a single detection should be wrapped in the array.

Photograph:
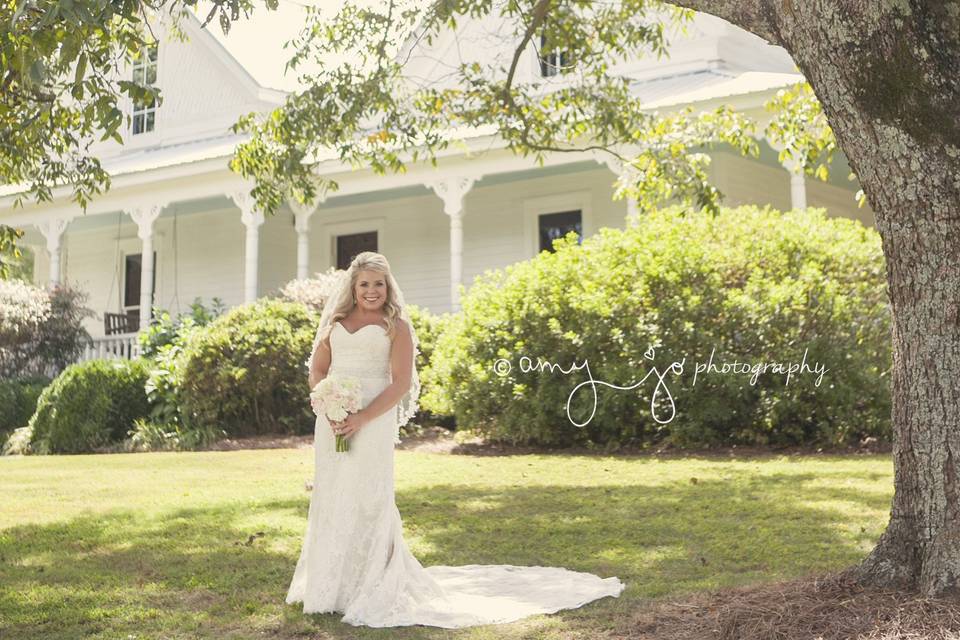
[{"x1": 0, "y1": 448, "x2": 893, "y2": 639}]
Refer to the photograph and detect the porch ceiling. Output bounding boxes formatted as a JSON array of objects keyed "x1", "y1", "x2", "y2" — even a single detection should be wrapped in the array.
[
  {"x1": 10, "y1": 159, "x2": 609, "y2": 240},
  {"x1": 315, "y1": 159, "x2": 603, "y2": 210}
]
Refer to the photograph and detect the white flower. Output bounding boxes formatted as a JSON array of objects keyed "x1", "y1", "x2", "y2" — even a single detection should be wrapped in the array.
[
  {"x1": 0, "y1": 280, "x2": 51, "y2": 337},
  {"x1": 310, "y1": 374, "x2": 363, "y2": 424}
]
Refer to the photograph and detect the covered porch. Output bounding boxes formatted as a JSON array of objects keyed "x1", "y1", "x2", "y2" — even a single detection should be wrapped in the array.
[
  {"x1": 9, "y1": 143, "x2": 642, "y2": 343},
  {"x1": 4, "y1": 132, "x2": 862, "y2": 360}
]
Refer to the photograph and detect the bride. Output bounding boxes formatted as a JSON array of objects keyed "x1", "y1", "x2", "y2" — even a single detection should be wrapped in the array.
[{"x1": 285, "y1": 251, "x2": 625, "y2": 628}]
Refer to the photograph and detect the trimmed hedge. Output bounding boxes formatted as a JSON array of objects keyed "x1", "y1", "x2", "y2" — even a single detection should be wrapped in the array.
[
  {"x1": 405, "y1": 304, "x2": 451, "y2": 379},
  {"x1": 405, "y1": 304, "x2": 455, "y2": 426},
  {"x1": 0, "y1": 377, "x2": 50, "y2": 437},
  {"x1": 422, "y1": 205, "x2": 891, "y2": 449},
  {"x1": 177, "y1": 299, "x2": 318, "y2": 436},
  {"x1": 29, "y1": 359, "x2": 152, "y2": 454}
]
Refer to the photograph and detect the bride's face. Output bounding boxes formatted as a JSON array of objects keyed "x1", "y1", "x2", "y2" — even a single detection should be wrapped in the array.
[{"x1": 354, "y1": 270, "x2": 388, "y2": 311}]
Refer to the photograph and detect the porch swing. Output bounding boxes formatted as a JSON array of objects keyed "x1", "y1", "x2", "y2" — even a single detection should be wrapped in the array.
[
  {"x1": 102, "y1": 206, "x2": 180, "y2": 335},
  {"x1": 103, "y1": 212, "x2": 136, "y2": 335}
]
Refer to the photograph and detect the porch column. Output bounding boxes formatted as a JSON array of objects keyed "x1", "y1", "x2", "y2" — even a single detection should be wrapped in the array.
[
  {"x1": 427, "y1": 176, "x2": 479, "y2": 312},
  {"x1": 785, "y1": 157, "x2": 808, "y2": 211},
  {"x1": 289, "y1": 198, "x2": 323, "y2": 281},
  {"x1": 626, "y1": 197, "x2": 640, "y2": 227},
  {"x1": 129, "y1": 203, "x2": 168, "y2": 330},
  {"x1": 36, "y1": 217, "x2": 71, "y2": 287},
  {"x1": 230, "y1": 189, "x2": 264, "y2": 303},
  {"x1": 767, "y1": 138, "x2": 808, "y2": 211}
]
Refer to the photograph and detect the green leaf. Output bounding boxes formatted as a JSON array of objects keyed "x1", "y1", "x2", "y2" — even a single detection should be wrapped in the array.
[
  {"x1": 28, "y1": 59, "x2": 45, "y2": 84},
  {"x1": 74, "y1": 52, "x2": 87, "y2": 85}
]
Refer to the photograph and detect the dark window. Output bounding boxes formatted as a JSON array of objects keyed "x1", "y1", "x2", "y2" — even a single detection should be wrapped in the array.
[
  {"x1": 336, "y1": 232, "x2": 378, "y2": 271},
  {"x1": 124, "y1": 254, "x2": 141, "y2": 308},
  {"x1": 123, "y1": 252, "x2": 156, "y2": 308},
  {"x1": 538, "y1": 210, "x2": 582, "y2": 253},
  {"x1": 539, "y1": 31, "x2": 572, "y2": 77}
]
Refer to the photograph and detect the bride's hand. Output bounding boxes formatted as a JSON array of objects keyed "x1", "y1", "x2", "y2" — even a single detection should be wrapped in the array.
[{"x1": 330, "y1": 411, "x2": 369, "y2": 438}]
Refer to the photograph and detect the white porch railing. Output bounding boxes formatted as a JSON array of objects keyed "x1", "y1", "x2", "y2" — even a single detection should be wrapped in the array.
[{"x1": 79, "y1": 332, "x2": 142, "y2": 362}]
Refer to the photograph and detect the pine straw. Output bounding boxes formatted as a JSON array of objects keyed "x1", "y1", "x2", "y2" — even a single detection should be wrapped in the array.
[{"x1": 623, "y1": 569, "x2": 960, "y2": 640}]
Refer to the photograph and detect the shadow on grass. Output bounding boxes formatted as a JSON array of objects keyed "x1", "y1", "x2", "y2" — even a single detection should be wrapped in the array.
[
  {"x1": 0, "y1": 466, "x2": 888, "y2": 640},
  {"x1": 443, "y1": 436, "x2": 894, "y2": 462}
]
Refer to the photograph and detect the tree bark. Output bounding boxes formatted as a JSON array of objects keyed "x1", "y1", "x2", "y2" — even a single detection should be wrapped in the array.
[{"x1": 667, "y1": 0, "x2": 960, "y2": 596}]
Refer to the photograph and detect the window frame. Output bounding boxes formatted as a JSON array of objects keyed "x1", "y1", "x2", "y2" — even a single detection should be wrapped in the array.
[
  {"x1": 335, "y1": 231, "x2": 379, "y2": 271},
  {"x1": 537, "y1": 209, "x2": 583, "y2": 253},
  {"x1": 121, "y1": 250, "x2": 157, "y2": 312},
  {"x1": 522, "y1": 190, "x2": 593, "y2": 259},
  {"x1": 538, "y1": 29, "x2": 573, "y2": 78},
  {"x1": 321, "y1": 216, "x2": 387, "y2": 271},
  {"x1": 130, "y1": 42, "x2": 159, "y2": 136}
]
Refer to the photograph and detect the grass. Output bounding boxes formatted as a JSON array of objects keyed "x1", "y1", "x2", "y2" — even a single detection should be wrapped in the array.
[{"x1": 0, "y1": 447, "x2": 893, "y2": 639}]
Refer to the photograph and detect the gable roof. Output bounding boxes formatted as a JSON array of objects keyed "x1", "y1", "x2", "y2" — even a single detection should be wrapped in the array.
[
  {"x1": 199, "y1": 1, "x2": 495, "y2": 95},
  {"x1": 194, "y1": 0, "x2": 328, "y2": 93},
  {"x1": 176, "y1": 9, "x2": 269, "y2": 97},
  {"x1": 199, "y1": 3, "x2": 803, "y2": 104},
  {"x1": 194, "y1": 0, "x2": 402, "y2": 92}
]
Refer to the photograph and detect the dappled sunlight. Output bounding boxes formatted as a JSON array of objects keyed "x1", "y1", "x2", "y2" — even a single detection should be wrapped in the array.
[
  {"x1": 455, "y1": 497, "x2": 505, "y2": 513},
  {"x1": 0, "y1": 448, "x2": 895, "y2": 639}
]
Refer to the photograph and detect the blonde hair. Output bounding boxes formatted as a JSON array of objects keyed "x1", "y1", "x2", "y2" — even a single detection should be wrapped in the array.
[{"x1": 316, "y1": 251, "x2": 406, "y2": 343}]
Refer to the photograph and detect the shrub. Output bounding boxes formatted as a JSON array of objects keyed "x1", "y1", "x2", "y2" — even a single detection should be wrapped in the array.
[
  {"x1": 177, "y1": 299, "x2": 318, "y2": 436},
  {"x1": 278, "y1": 267, "x2": 343, "y2": 313},
  {"x1": 125, "y1": 418, "x2": 227, "y2": 452},
  {"x1": 0, "y1": 281, "x2": 93, "y2": 378},
  {"x1": 0, "y1": 280, "x2": 50, "y2": 376},
  {"x1": 0, "y1": 377, "x2": 50, "y2": 437},
  {"x1": 137, "y1": 299, "x2": 225, "y2": 432},
  {"x1": 2, "y1": 244, "x2": 34, "y2": 283},
  {"x1": 2, "y1": 426, "x2": 33, "y2": 455},
  {"x1": 407, "y1": 305, "x2": 456, "y2": 424},
  {"x1": 406, "y1": 304, "x2": 448, "y2": 370},
  {"x1": 34, "y1": 286, "x2": 95, "y2": 374},
  {"x1": 426, "y1": 205, "x2": 891, "y2": 449},
  {"x1": 29, "y1": 359, "x2": 152, "y2": 454},
  {"x1": 139, "y1": 297, "x2": 226, "y2": 358},
  {"x1": 143, "y1": 341, "x2": 186, "y2": 429},
  {"x1": 0, "y1": 279, "x2": 49, "y2": 336}
]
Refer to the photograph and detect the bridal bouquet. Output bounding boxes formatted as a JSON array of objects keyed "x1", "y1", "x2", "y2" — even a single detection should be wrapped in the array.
[{"x1": 310, "y1": 375, "x2": 363, "y2": 452}]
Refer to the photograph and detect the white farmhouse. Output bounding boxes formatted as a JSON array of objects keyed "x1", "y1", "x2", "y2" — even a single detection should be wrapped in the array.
[{"x1": 0, "y1": 4, "x2": 872, "y2": 358}]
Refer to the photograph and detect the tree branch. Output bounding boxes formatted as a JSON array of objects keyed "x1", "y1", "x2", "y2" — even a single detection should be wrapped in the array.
[
  {"x1": 665, "y1": 0, "x2": 783, "y2": 47},
  {"x1": 502, "y1": 0, "x2": 551, "y2": 101}
]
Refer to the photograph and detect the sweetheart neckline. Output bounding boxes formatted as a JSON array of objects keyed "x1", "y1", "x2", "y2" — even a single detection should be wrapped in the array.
[{"x1": 335, "y1": 320, "x2": 388, "y2": 336}]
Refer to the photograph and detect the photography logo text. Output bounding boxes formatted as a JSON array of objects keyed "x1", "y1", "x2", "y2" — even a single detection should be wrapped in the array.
[{"x1": 492, "y1": 346, "x2": 829, "y2": 427}]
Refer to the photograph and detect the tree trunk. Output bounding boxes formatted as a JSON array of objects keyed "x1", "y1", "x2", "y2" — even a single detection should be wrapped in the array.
[{"x1": 671, "y1": 0, "x2": 960, "y2": 596}]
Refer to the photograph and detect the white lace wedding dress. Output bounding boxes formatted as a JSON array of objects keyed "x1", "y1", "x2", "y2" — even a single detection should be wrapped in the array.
[{"x1": 285, "y1": 321, "x2": 626, "y2": 628}]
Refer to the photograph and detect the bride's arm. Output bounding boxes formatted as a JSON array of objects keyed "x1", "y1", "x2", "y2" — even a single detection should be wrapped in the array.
[
  {"x1": 308, "y1": 332, "x2": 332, "y2": 390},
  {"x1": 357, "y1": 318, "x2": 414, "y2": 423}
]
